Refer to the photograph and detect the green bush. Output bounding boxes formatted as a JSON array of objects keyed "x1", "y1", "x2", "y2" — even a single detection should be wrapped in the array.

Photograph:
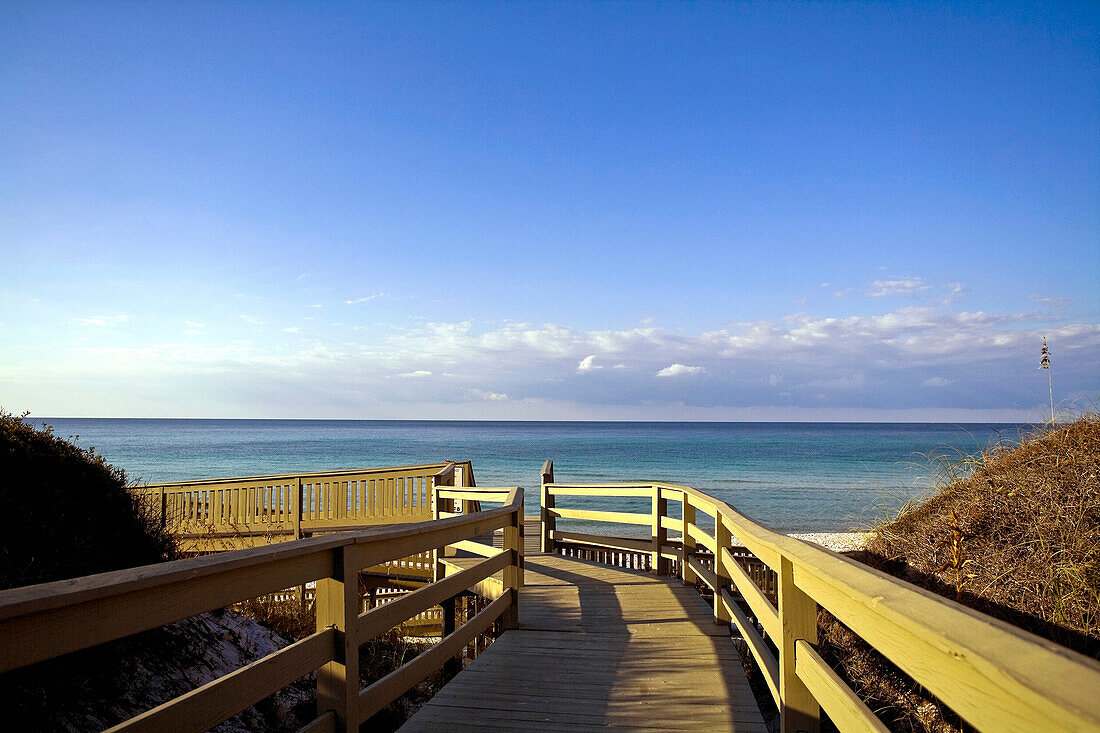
[{"x1": 0, "y1": 411, "x2": 174, "y2": 589}]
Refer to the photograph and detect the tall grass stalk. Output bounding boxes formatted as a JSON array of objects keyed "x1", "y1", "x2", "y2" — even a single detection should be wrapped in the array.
[{"x1": 1040, "y1": 336, "x2": 1054, "y2": 424}]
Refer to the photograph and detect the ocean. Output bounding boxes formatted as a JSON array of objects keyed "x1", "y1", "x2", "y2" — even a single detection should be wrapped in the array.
[{"x1": 36, "y1": 419, "x2": 1027, "y2": 533}]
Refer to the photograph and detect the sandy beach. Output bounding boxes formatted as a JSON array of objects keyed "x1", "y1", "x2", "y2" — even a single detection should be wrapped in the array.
[{"x1": 787, "y1": 532, "x2": 872, "y2": 552}]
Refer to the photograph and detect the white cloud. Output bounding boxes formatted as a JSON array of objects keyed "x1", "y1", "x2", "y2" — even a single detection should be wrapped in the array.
[
  {"x1": 466, "y1": 388, "x2": 510, "y2": 401},
  {"x1": 922, "y1": 377, "x2": 951, "y2": 387},
  {"x1": 240, "y1": 315, "x2": 262, "y2": 325},
  {"x1": 26, "y1": 295, "x2": 1100, "y2": 418},
  {"x1": 1030, "y1": 295, "x2": 1071, "y2": 308},
  {"x1": 308, "y1": 304, "x2": 323, "y2": 309},
  {"x1": 656, "y1": 363, "x2": 705, "y2": 378},
  {"x1": 282, "y1": 327, "x2": 301, "y2": 334},
  {"x1": 74, "y1": 314, "x2": 129, "y2": 327},
  {"x1": 867, "y1": 277, "x2": 931, "y2": 297},
  {"x1": 577, "y1": 355, "x2": 602, "y2": 372},
  {"x1": 346, "y1": 293, "x2": 386, "y2": 304},
  {"x1": 184, "y1": 321, "x2": 205, "y2": 329}
]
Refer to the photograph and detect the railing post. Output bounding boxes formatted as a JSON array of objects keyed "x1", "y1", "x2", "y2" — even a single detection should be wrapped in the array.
[
  {"x1": 316, "y1": 544, "x2": 360, "y2": 733},
  {"x1": 442, "y1": 594, "x2": 460, "y2": 676},
  {"x1": 454, "y1": 464, "x2": 468, "y2": 515},
  {"x1": 652, "y1": 486, "x2": 669, "y2": 575},
  {"x1": 432, "y1": 462, "x2": 457, "y2": 582},
  {"x1": 503, "y1": 501, "x2": 522, "y2": 630},
  {"x1": 714, "y1": 513, "x2": 733, "y2": 625},
  {"x1": 779, "y1": 555, "x2": 820, "y2": 733},
  {"x1": 681, "y1": 494, "x2": 697, "y2": 585},
  {"x1": 540, "y1": 460, "x2": 555, "y2": 554}
]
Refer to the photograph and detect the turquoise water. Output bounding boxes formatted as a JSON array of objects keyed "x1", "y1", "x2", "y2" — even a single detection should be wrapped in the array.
[{"x1": 37, "y1": 419, "x2": 1025, "y2": 532}]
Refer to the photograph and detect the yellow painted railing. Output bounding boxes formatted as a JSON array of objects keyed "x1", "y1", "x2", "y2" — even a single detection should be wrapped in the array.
[
  {"x1": 539, "y1": 460, "x2": 1100, "y2": 733},
  {"x1": 0, "y1": 486, "x2": 523, "y2": 733},
  {"x1": 133, "y1": 461, "x2": 478, "y2": 585},
  {"x1": 134, "y1": 460, "x2": 476, "y2": 547}
]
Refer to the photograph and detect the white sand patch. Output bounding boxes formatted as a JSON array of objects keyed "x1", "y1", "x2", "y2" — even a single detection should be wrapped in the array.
[{"x1": 787, "y1": 532, "x2": 872, "y2": 552}]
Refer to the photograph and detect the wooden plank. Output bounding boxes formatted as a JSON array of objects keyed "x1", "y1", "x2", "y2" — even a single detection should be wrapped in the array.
[
  {"x1": 139, "y1": 462, "x2": 455, "y2": 489},
  {"x1": 0, "y1": 494, "x2": 522, "y2": 674},
  {"x1": 722, "y1": 546, "x2": 780, "y2": 642},
  {"x1": 343, "y1": 504, "x2": 516, "y2": 572},
  {"x1": 779, "y1": 555, "x2": 820, "y2": 733},
  {"x1": 436, "y1": 489, "x2": 512, "y2": 503},
  {"x1": 0, "y1": 547, "x2": 338, "y2": 672},
  {"x1": 714, "y1": 517, "x2": 733, "y2": 625},
  {"x1": 722, "y1": 588, "x2": 780, "y2": 707},
  {"x1": 795, "y1": 640, "x2": 889, "y2": 733},
  {"x1": 502, "y1": 508, "x2": 521, "y2": 628},
  {"x1": 687, "y1": 522, "x2": 717, "y2": 553},
  {"x1": 787, "y1": 547, "x2": 1100, "y2": 732},
  {"x1": 450, "y1": 539, "x2": 499, "y2": 557},
  {"x1": 660, "y1": 515, "x2": 684, "y2": 533},
  {"x1": 686, "y1": 494, "x2": 718, "y2": 517},
  {"x1": 550, "y1": 530, "x2": 652, "y2": 553},
  {"x1": 548, "y1": 486, "x2": 655, "y2": 497},
  {"x1": 549, "y1": 507, "x2": 652, "y2": 525},
  {"x1": 357, "y1": 592, "x2": 512, "y2": 722},
  {"x1": 316, "y1": 546, "x2": 359, "y2": 732},
  {"x1": 356, "y1": 551, "x2": 510, "y2": 642},
  {"x1": 687, "y1": 554, "x2": 718, "y2": 591},
  {"x1": 107, "y1": 629, "x2": 334, "y2": 733}
]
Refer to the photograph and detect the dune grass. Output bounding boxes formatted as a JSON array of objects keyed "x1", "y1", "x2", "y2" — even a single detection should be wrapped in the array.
[{"x1": 815, "y1": 413, "x2": 1099, "y2": 732}]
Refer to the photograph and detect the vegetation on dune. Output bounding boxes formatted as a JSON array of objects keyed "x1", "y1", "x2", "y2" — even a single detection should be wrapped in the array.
[
  {"x1": 818, "y1": 413, "x2": 1100, "y2": 732},
  {"x1": 864, "y1": 413, "x2": 1099, "y2": 651},
  {"x1": 0, "y1": 410, "x2": 175, "y2": 589}
]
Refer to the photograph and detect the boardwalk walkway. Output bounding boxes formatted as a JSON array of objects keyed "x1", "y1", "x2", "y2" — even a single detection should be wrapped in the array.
[{"x1": 401, "y1": 524, "x2": 766, "y2": 732}]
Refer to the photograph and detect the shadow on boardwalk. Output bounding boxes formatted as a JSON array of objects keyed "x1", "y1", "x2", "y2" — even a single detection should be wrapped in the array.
[{"x1": 400, "y1": 550, "x2": 765, "y2": 732}]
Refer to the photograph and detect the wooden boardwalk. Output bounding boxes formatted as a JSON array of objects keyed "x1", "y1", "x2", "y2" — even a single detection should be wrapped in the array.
[{"x1": 401, "y1": 525, "x2": 766, "y2": 732}]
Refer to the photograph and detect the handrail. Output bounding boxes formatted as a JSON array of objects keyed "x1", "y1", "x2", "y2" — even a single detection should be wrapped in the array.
[
  {"x1": 132, "y1": 460, "x2": 477, "y2": 551},
  {"x1": 540, "y1": 468, "x2": 1100, "y2": 733},
  {"x1": 0, "y1": 485, "x2": 523, "y2": 733}
]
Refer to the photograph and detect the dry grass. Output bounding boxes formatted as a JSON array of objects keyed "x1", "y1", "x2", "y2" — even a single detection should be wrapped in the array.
[
  {"x1": 863, "y1": 413, "x2": 1100, "y2": 651},
  {"x1": 817, "y1": 413, "x2": 1100, "y2": 732}
]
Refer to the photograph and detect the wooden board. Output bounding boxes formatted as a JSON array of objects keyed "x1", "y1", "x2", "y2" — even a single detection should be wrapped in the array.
[{"x1": 400, "y1": 549, "x2": 766, "y2": 732}]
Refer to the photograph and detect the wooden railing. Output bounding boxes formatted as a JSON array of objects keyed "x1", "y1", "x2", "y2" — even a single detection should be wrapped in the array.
[
  {"x1": 134, "y1": 460, "x2": 476, "y2": 551},
  {"x1": 539, "y1": 460, "x2": 1100, "y2": 733},
  {"x1": 0, "y1": 486, "x2": 523, "y2": 733}
]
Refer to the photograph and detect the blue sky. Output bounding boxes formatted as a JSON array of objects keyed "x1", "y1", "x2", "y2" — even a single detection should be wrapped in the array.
[{"x1": 2, "y1": 1, "x2": 1097, "y2": 420}]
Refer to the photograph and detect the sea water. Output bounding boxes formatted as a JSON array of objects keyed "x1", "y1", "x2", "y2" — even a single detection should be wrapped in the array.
[{"x1": 36, "y1": 419, "x2": 1025, "y2": 532}]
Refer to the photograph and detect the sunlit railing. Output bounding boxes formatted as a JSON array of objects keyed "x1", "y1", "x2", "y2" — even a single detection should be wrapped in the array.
[{"x1": 539, "y1": 459, "x2": 1100, "y2": 733}]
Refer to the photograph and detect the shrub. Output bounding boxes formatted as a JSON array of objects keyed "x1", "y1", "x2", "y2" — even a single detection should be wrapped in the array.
[{"x1": 0, "y1": 410, "x2": 175, "y2": 589}]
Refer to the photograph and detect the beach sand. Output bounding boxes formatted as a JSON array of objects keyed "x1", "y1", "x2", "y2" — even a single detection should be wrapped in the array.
[{"x1": 787, "y1": 532, "x2": 872, "y2": 552}]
